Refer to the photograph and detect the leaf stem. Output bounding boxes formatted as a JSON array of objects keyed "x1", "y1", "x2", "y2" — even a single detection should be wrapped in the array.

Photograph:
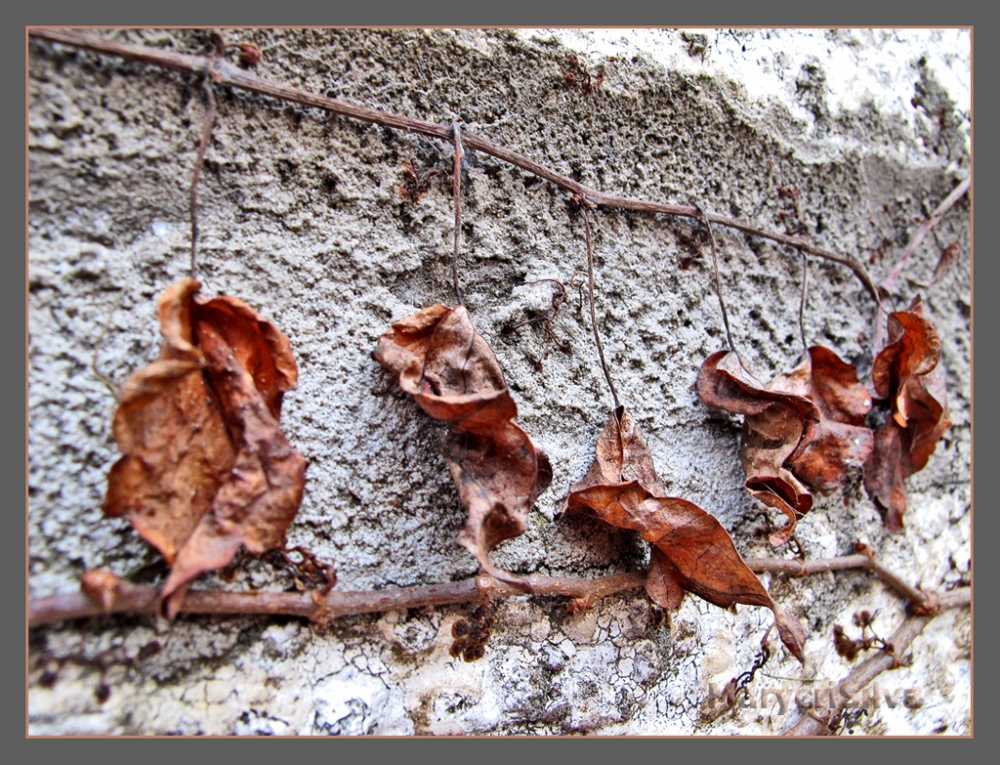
[
  {"x1": 452, "y1": 122, "x2": 465, "y2": 306},
  {"x1": 581, "y1": 205, "x2": 620, "y2": 410},
  {"x1": 695, "y1": 202, "x2": 740, "y2": 360},
  {"x1": 883, "y1": 176, "x2": 970, "y2": 293},
  {"x1": 798, "y1": 252, "x2": 809, "y2": 355},
  {"x1": 189, "y1": 77, "x2": 216, "y2": 279}
]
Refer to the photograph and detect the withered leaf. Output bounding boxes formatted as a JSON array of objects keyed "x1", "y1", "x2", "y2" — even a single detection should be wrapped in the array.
[
  {"x1": 864, "y1": 307, "x2": 950, "y2": 531},
  {"x1": 697, "y1": 348, "x2": 873, "y2": 545},
  {"x1": 769, "y1": 346, "x2": 874, "y2": 495},
  {"x1": 373, "y1": 304, "x2": 552, "y2": 588},
  {"x1": 562, "y1": 407, "x2": 806, "y2": 662},
  {"x1": 102, "y1": 278, "x2": 307, "y2": 617}
]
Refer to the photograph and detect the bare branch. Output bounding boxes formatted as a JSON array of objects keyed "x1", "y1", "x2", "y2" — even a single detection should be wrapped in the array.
[
  {"x1": 29, "y1": 28, "x2": 880, "y2": 301},
  {"x1": 783, "y1": 587, "x2": 970, "y2": 736},
  {"x1": 30, "y1": 549, "x2": 953, "y2": 629},
  {"x1": 798, "y1": 253, "x2": 809, "y2": 354},
  {"x1": 747, "y1": 552, "x2": 942, "y2": 609},
  {"x1": 29, "y1": 571, "x2": 648, "y2": 628},
  {"x1": 189, "y1": 77, "x2": 216, "y2": 278},
  {"x1": 745, "y1": 554, "x2": 872, "y2": 576},
  {"x1": 884, "y1": 177, "x2": 971, "y2": 292}
]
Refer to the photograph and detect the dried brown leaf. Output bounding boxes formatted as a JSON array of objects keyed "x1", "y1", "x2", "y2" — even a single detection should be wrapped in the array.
[
  {"x1": 871, "y1": 307, "x2": 942, "y2": 401},
  {"x1": 574, "y1": 400, "x2": 665, "y2": 497},
  {"x1": 563, "y1": 408, "x2": 806, "y2": 662},
  {"x1": 740, "y1": 407, "x2": 814, "y2": 547},
  {"x1": 772, "y1": 347, "x2": 874, "y2": 496},
  {"x1": 645, "y1": 547, "x2": 685, "y2": 610},
  {"x1": 102, "y1": 278, "x2": 307, "y2": 617},
  {"x1": 864, "y1": 308, "x2": 950, "y2": 531},
  {"x1": 698, "y1": 348, "x2": 873, "y2": 545},
  {"x1": 373, "y1": 304, "x2": 552, "y2": 588},
  {"x1": 103, "y1": 279, "x2": 236, "y2": 564}
]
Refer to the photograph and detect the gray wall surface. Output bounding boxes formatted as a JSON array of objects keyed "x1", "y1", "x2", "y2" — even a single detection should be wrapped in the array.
[{"x1": 28, "y1": 28, "x2": 970, "y2": 735}]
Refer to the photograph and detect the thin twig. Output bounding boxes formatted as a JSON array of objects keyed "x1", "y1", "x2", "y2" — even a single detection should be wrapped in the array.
[
  {"x1": 90, "y1": 289, "x2": 125, "y2": 402},
  {"x1": 747, "y1": 553, "x2": 939, "y2": 609},
  {"x1": 745, "y1": 554, "x2": 873, "y2": 576},
  {"x1": 452, "y1": 122, "x2": 465, "y2": 306},
  {"x1": 189, "y1": 77, "x2": 216, "y2": 278},
  {"x1": 28, "y1": 28, "x2": 881, "y2": 301},
  {"x1": 869, "y1": 176, "x2": 969, "y2": 362},
  {"x1": 783, "y1": 587, "x2": 970, "y2": 736},
  {"x1": 503, "y1": 279, "x2": 572, "y2": 368},
  {"x1": 505, "y1": 279, "x2": 569, "y2": 334},
  {"x1": 883, "y1": 176, "x2": 971, "y2": 293},
  {"x1": 866, "y1": 558, "x2": 931, "y2": 608},
  {"x1": 29, "y1": 571, "x2": 648, "y2": 628},
  {"x1": 581, "y1": 203, "x2": 620, "y2": 410},
  {"x1": 870, "y1": 285, "x2": 895, "y2": 356}
]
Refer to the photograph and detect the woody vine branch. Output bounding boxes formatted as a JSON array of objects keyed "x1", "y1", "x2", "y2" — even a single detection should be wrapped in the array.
[
  {"x1": 28, "y1": 550, "x2": 963, "y2": 628},
  {"x1": 30, "y1": 27, "x2": 884, "y2": 302}
]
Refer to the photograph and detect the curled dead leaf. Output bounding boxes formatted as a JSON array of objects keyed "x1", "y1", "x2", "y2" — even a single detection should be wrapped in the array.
[
  {"x1": 102, "y1": 278, "x2": 307, "y2": 617},
  {"x1": 771, "y1": 346, "x2": 874, "y2": 495},
  {"x1": 697, "y1": 348, "x2": 873, "y2": 545},
  {"x1": 562, "y1": 407, "x2": 806, "y2": 662},
  {"x1": 373, "y1": 304, "x2": 552, "y2": 588},
  {"x1": 864, "y1": 307, "x2": 950, "y2": 531}
]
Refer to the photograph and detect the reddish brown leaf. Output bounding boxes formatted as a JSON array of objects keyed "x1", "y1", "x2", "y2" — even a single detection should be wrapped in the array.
[
  {"x1": 770, "y1": 346, "x2": 872, "y2": 427},
  {"x1": 573, "y1": 399, "x2": 665, "y2": 497},
  {"x1": 645, "y1": 547, "x2": 685, "y2": 610},
  {"x1": 103, "y1": 280, "x2": 236, "y2": 564},
  {"x1": 740, "y1": 409, "x2": 814, "y2": 547},
  {"x1": 772, "y1": 347, "x2": 874, "y2": 496},
  {"x1": 864, "y1": 307, "x2": 950, "y2": 531},
  {"x1": 373, "y1": 304, "x2": 552, "y2": 588},
  {"x1": 696, "y1": 351, "x2": 778, "y2": 417},
  {"x1": 102, "y1": 278, "x2": 307, "y2": 616},
  {"x1": 871, "y1": 307, "x2": 942, "y2": 401},
  {"x1": 697, "y1": 348, "x2": 873, "y2": 545},
  {"x1": 563, "y1": 408, "x2": 806, "y2": 662}
]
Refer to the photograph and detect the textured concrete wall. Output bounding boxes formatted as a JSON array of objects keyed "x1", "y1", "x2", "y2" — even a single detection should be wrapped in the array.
[{"x1": 28, "y1": 28, "x2": 970, "y2": 735}]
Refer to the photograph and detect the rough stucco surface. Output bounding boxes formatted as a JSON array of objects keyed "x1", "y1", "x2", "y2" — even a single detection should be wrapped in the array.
[{"x1": 28, "y1": 29, "x2": 970, "y2": 736}]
